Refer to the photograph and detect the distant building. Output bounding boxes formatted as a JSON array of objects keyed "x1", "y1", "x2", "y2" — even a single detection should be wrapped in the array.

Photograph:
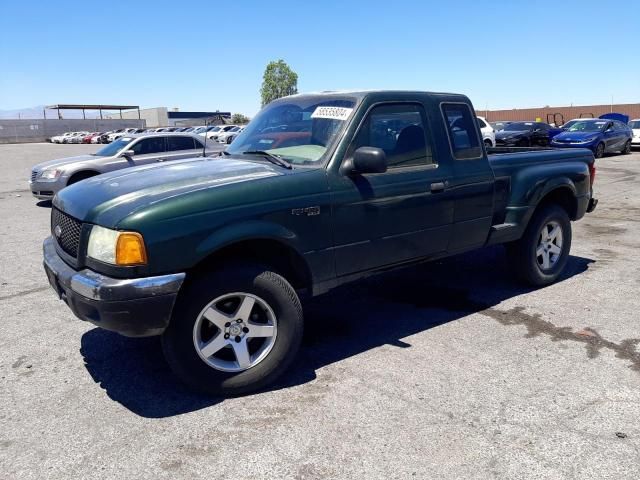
[
  {"x1": 481, "y1": 103, "x2": 640, "y2": 124},
  {"x1": 107, "y1": 107, "x2": 231, "y2": 127}
]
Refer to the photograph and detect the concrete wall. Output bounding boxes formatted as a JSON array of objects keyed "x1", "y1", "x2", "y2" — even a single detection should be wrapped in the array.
[{"x1": 0, "y1": 119, "x2": 146, "y2": 144}]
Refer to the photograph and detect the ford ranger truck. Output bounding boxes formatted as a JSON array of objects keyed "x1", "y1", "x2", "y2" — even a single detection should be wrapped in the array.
[{"x1": 43, "y1": 91, "x2": 598, "y2": 396}]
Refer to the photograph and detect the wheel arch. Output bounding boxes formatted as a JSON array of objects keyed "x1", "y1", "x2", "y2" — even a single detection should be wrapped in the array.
[
  {"x1": 67, "y1": 169, "x2": 101, "y2": 185},
  {"x1": 190, "y1": 226, "x2": 313, "y2": 292},
  {"x1": 534, "y1": 183, "x2": 579, "y2": 220}
]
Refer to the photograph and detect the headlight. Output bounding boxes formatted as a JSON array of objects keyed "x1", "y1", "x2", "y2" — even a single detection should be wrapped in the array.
[
  {"x1": 40, "y1": 169, "x2": 62, "y2": 180},
  {"x1": 87, "y1": 225, "x2": 147, "y2": 266},
  {"x1": 574, "y1": 137, "x2": 597, "y2": 144}
]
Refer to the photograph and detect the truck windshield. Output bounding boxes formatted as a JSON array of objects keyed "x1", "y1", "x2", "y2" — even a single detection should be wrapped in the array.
[
  {"x1": 503, "y1": 122, "x2": 533, "y2": 131},
  {"x1": 226, "y1": 96, "x2": 357, "y2": 165},
  {"x1": 566, "y1": 121, "x2": 607, "y2": 132},
  {"x1": 93, "y1": 137, "x2": 134, "y2": 156}
]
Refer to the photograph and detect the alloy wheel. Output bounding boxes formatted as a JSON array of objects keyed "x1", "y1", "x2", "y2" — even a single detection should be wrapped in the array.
[
  {"x1": 193, "y1": 292, "x2": 278, "y2": 372},
  {"x1": 536, "y1": 221, "x2": 563, "y2": 270}
]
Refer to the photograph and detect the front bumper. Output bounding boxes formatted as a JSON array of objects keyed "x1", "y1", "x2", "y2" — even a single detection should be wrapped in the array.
[
  {"x1": 43, "y1": 237, "x2": 185, "y2": 337},
  {"x1": 495, "y1": 138, "x2": 525, "y2": 146},
  {"x1": 551, "y1": 141, "x2": 597, "y2": 151},
  {"x1": 30, "y1": 178, "x2": 64, "y2": 200}
]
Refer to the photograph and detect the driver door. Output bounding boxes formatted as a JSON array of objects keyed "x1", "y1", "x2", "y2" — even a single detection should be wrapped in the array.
[{"x1": 328, "y1": 102, "x2": 454, "y2": 276}]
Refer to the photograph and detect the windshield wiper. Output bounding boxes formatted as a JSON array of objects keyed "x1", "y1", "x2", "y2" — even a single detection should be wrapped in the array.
[{"x1": 242, "y1": 150, "x2": 292, "y2": 170}]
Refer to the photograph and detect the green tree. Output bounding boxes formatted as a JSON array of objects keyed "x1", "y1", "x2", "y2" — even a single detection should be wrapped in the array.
[
  {"x1": 231, "y1": 113, "x2": 250, "y2": 124},
  {"x1": 260, "y1": 59, "x2": 298, "y2": 107}
]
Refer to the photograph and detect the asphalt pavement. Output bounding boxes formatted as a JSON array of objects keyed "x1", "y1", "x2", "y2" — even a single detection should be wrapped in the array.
[{"x1": 1, "y1": 143, "x2": 639, "y2": 479}]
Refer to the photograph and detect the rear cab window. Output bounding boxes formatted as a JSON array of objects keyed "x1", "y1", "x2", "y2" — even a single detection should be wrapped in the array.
[{"x1": 441, "y1": 103, "x2": 482, "y2": 160}]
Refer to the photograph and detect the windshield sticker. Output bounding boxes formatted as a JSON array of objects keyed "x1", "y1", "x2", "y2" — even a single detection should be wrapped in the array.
[{"x1": 311, "y1": 106, "x2": 354, "y2": 121}]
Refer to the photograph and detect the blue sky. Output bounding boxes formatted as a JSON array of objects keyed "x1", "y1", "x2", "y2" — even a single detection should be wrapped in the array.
[{"x1": 0, "y1": 0, "x2": 637, "y2": 116}]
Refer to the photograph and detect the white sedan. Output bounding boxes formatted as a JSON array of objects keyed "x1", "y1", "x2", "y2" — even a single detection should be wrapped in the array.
[
  {"x1": 217, "y1": 126, "x2": 245, "y2": 144},
  {"x1": 477, "y1": 116, "x2": 495, "y2": 148}
]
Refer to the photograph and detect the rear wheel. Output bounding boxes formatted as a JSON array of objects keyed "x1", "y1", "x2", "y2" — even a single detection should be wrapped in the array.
[
  {"x1": 595, "y1": 142, "x2": 605, "y2": 158},
  {"x1": 484, "y1": 139, "x2": 493, "y2": 149},
  {"x1": 506, "y1": 204, "x2": 572, "y2": 286},
  {"x1": 162, "y1": 264, "x2": 303, "y2": 396},
  {"x1": 622, "y1": 140, "x2": 631, "y2": 154}
]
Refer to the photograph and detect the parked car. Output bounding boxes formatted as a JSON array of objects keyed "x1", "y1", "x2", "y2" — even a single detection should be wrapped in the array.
[
  {"x1": 551, "y1": 118, "x2": 633, "y2": 158},
  {"x1": 43, "y1": 90, "x2": 598, "y2": 396},
  {"x1": 217, "y1": 126, "x2": 245, "y2": 144},
  {"x1": 495, "y1": 122, "x2": 555, "y2": 147},
  {"x1": 476, "y1": 116, "x2": 495, "y2": 148},
  {"x1": 208, "y1": 124, "x2": 238, "y2": 141},
  {"x1": 91, "y1": 133, "x2": 104, "y2": 144},
  {"x1": 629, "y1": 119, "x2": 640, "y2": 148},
  {"x1": 65, "y1": 132, "x2": 90, "y2": 144},
  {"x1": 490, "y1": 121, "x2": 512, "y2": 131},
  {"x1": 109, "y1": 128, "x2": 139, "y2": 142},
  {"x1": 190, "y1": 126, "x2": 208, "y2": 136},
  {"x1": 29, "y1": 133, "x2": 222, "y2": 200},
  {"x1": 50, "y1": 132, "x2": 75, "y2": 143},
  {"x1": 82, "y1": 132, "x2": 101, "y2": 144}
]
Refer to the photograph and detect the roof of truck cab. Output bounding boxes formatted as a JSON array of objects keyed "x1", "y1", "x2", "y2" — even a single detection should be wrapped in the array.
[{"x1": 284, "y1": 90, "x2": 462, "y2": 99}]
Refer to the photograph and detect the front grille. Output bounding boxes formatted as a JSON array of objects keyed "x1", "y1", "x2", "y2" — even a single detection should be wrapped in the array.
[
  {"x1": 31, "y1": 170, "x2": 37, "y2": 182},
  {"x1": 51, "y1": 208, "x2": 82, "y2": 258}
]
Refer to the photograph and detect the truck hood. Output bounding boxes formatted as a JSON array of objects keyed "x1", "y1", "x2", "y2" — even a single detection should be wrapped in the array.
[
  {"x1": 33, "y1": 154, "x2": 99, "y2": 171},
  {"x1": 553, "y1": 131, "x2": 601, "y2": 142},
  {"x1": 53, "y1": 156, "x2": 286, "y2": 224}
]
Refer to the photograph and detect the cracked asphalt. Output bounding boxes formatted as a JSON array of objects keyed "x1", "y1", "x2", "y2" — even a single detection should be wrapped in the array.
[{"x1": 1, "y1": 143, "x2": 639, "y2": 479}]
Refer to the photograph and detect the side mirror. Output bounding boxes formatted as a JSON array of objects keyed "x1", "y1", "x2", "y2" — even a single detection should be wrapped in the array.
[
  {"x1": 120, "y1": 149, "x2": 135, "y2": 158},
  {"x1": 344, "y1": 146, "x2": 387, "y2": 175}
]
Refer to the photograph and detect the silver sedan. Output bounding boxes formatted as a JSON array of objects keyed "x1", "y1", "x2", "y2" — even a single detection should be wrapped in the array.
[{"x1": 29, "y1": 133, "x2": 223, "y2": 201}]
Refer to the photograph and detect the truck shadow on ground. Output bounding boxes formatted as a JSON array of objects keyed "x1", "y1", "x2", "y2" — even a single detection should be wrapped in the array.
[{"x1": 80, "y1": 246, "x2": 594, "y2": 418}]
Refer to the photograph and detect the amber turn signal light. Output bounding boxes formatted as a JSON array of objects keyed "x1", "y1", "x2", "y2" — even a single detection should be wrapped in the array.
[{"x1": 115, "y1": 232, "x2": 147, "y2": 266}]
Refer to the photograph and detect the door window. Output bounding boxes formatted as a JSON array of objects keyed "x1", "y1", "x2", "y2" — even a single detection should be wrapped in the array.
[
  {"x1": 442, "y1": 103, "x2": 482, "y2": 160},
  {"x1": 349, "y1": 103, "x2": 433, "y2": 168},
  {"x1": 167, "y1": 136, "x2": 196, "y2": 151},
  {"x1": 131, "y1": 137, "x2": 166, "y2": 155}
]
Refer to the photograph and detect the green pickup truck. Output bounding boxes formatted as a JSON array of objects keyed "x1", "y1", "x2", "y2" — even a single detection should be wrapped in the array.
[{"x1": 43, "y1": 90, "x2": 597, "y2": 395}]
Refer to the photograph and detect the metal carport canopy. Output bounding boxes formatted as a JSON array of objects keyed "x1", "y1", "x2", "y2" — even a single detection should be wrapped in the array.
[{"x1": 44, "y1": 104, "x2": 141, "y2": 120}]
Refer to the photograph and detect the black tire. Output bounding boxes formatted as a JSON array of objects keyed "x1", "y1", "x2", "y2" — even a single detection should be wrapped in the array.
[
  {"x1": 227, "y1": 135, "x2": 234, "y2": 144},
  {"x1": 67, "y1": 171, "x2": 98, "y2": 185},
  {"x1": 162, "y1": 264, "x2": 303, "y2": 396},
  {"x1": 518, "y1": 138, "x2": 530, "y2": 147},
  {"x1": 506, "y1": 204, "x2": 572, "y2": 286},
  {"x1": 484, "y1": 139, "x2": 492, "y2": 149},
  {"x1": 595, "y1": 142, "x2": 605, "y2": 158},
  {"x1": 622, "y1": 140, "x2": 631, "y2": 155}
]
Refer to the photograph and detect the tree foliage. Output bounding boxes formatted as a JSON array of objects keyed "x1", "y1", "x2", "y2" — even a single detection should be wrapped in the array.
[
  {"x1": 231, "y1": 113, "x2": 250, "y2": 124},
  {"x1": 260, "y1": 59, "x2": 298, "y2": 107}
]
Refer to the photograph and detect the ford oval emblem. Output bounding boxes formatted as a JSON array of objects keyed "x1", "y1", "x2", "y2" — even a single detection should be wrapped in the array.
[{"x1": 54, "y1": 225, "x2": 62, "y2": 238}]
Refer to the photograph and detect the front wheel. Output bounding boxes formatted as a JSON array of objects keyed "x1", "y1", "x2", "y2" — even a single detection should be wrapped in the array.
[
  {"x1": 622, "y1": 140, "x2": 631, "y2": 154},
  {"x1": 162, "y1": 264, "x2": 303, "y2": 396},
  {"x1": 506, "y1": 204, "x2": 572, "y2": 286},
  {"x1": 595, "y1": 142, "x2": 605, "y2": 158}
]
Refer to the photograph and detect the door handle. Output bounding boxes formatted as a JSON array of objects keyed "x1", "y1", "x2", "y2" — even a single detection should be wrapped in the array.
[{"x1": 430, "y1": 181, "x2": 447, "y2": 193}]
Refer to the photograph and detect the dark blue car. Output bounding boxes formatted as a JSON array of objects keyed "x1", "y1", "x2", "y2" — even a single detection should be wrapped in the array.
[{"x1": 551, "y1": 118, "x2": 632, "y2": 158}]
